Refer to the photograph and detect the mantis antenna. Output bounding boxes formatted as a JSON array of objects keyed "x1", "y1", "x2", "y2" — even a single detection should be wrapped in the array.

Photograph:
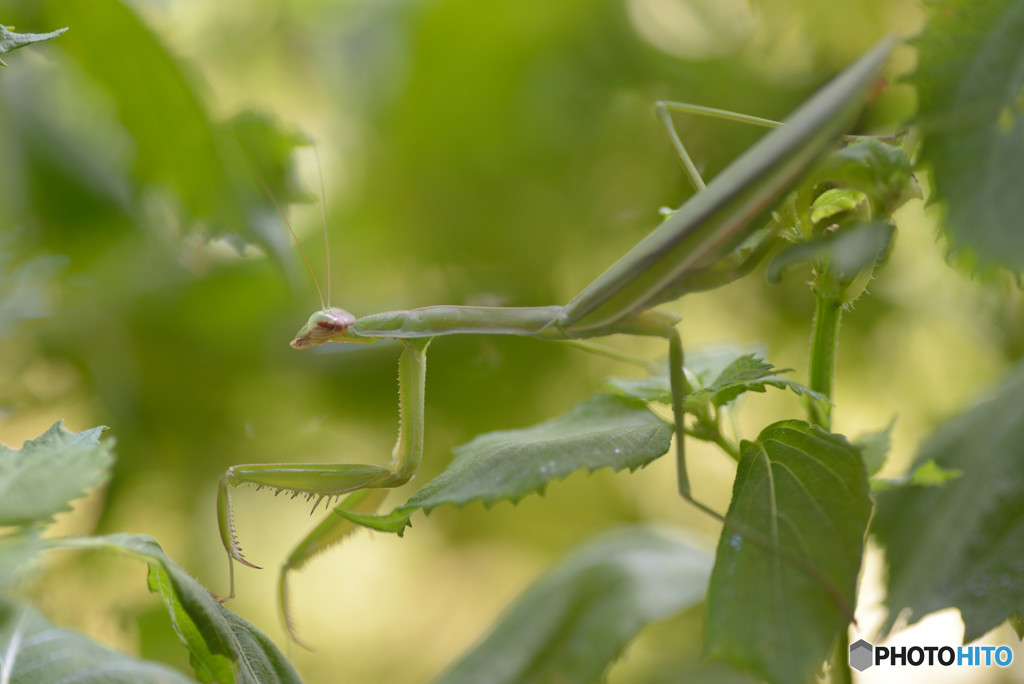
[
  {"x1": 312, "y1": 145, "x2": 331, "y2": 309},
  {"x1": 246, "y1": 152, "x2": 329, "y2": 310}
]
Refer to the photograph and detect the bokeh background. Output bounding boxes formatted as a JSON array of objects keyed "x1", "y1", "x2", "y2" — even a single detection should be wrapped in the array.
[{"x1": 2, "y1": 0, "x2": 1019, "y2": 682}]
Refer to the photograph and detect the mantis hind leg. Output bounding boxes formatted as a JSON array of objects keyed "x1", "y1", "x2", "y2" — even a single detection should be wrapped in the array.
[{"x1": 217, "y1": 338, "x2": 430, "y2": 608}]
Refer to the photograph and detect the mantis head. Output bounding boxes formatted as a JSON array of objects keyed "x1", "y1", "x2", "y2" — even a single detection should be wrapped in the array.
[{"x1": 290, "y1": 308, "x2": 357, "y2": 349}]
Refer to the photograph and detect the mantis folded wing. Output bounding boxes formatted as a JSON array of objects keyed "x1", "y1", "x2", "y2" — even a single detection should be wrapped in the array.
[{"x1": 218, "y1": 37, "x2": 896, "y2": 643}]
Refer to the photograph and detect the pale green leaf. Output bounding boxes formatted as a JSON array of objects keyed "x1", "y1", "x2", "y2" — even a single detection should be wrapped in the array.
[
  {"x1": 913, "y1": 0, "x2": 1024, "y2": 269},
  {"x1": 706, "y1": 420, "x2": 870, "y2": 684},
  {"x1": 857, "y1": 418, "x2": 895, "y2": 478},
  {"x1": 0, "y1": 421, "x2": 113, "y2": 526},
  {"x1": 0, "y1": 530, "x2": 45, "y2": 591},
  {"x1": 810, "y1": 188, "x2": 867, "y2": 224},
  {"x1": 0, "y1": 24, "x2": 66, "y2": 66},
  {"x1": 874, "y1": 359, "x2": 1024, "y2": 641},
  {"x1": 437, "y1": 526, "x2": 712, "y2": 684},
  {"x1": 49, "y1": 534, "x2": 300, "y2": 684},
  {"x1": 0, "y1": 597, "x2": 195, "y2": 684}
]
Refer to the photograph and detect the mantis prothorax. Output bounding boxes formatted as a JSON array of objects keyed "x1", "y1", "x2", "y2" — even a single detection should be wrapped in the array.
[{"x1": 218, "y1": 38, "x2": 896, "y2": 643}]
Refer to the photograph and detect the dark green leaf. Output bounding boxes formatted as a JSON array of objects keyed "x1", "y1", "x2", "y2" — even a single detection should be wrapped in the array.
[
  {"x1": 874, "y1": 359, "x2": 1024, "y2": 641},
  {"x1": 0, "y1": 421, "x2": 113, "y2": 526},
  {"x1": 437, "y1": 526, "x2": 712, "y2": 684},
  {"x1": 0, "y1": 24, "x2": 66, "y2": 66},
  {"x1": 696, "y1": 354, "x2": 825, "y2": 407},
  {"x1": 0, "y1": 596, "x2": 195, "y2": 684},
  {"x1": 35, "y1": 1, "x2": 305, "y2": 254},
  {"x1": 706, "y1": 420, "x2": 870, "y2": 684},
  {"x1": 49, "y1": 534, "x2": 300, "y2": 684},
  {"x1": 407, "y1": 393, "x2": 672, "y2": 511},
  {"x1": 338, "y1": 394, "x2": 673, "y2": 534},
  {"x1": 766, "y1": 221, "x2": 894, "y2": 297},
  {"x1": 912, "y1": 0, "x2": 1024, "y2": 269}
]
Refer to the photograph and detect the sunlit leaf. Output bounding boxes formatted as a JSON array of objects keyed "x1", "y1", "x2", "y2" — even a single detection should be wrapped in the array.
[
  {"x1": 49, "y1": 534, "x2": 300, "y2": 684},
  {"x1": 336, "y1": 393, "x2": 672, "y2": 534},
  {"x1": 874, "y1": 359, "x2": 1024, "y2": 641},
  {"x1": 0, "y1": 421, "x2": 113, "y2": 527},
  {"x1": 0, "y1": 597, "x2": 195, "y2": 684},
  {"x1": 409, "y1": 393, "x2": 671, "y2": 511},
  {"x1": 0, "y1": 529, "x2": 44, "y2": 591},
  {"x1": 912, "y1": 0, "x2": 1024, "y2": 269},
  {"x1": 437, "y1": 526, "x2": 712, "y2": 684},
  {"x1": 706, "y1": 420, "x2": 870, "y2": 684},
  {"x1": 0, "y1": 24, "x2": 66, "y2": 66}
]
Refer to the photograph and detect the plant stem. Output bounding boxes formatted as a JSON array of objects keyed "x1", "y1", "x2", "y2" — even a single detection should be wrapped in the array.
[
  {"x1": 808, "y1": 291, "x2": 842, "y2": 430},
  {"x1": 807, "y1": 289, "x2": 851, "y2": 684}
]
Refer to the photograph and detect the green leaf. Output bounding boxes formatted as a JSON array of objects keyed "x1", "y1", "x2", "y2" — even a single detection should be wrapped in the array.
[
  {"x1": 0, "y1": 596, "x2": 196, "y2": 684},
  {"x1": 436, "y1": 526, "x2": 712, "y2": 684},
  {"x1": 340, "y1": 394, "x2": 673, "y2": 534},
  {"x1": 0, "y1": 530, "x2": 45, "y2": 591},
  {"x1": 407, "y1": 393, "x2": 672, "y2": 511},
  {"x1": 872, "y1": 459, "x2": 964, "y2": 493},
  {"x1": 694, "y1": 354, "x2": 825, "y2": 407},
  {"x1": 49, "y1": 534, "x2": 300, "y2": 684},
  {"x1": 0, "y1": 421, "x2": 114, "y2": 527},
  {"x1": 606, "y1": 353, "x2": 826, "y2": 409},
  {"x1": 857, "y1": 418, "x2": 895, "y2": 478},
  {"x1": 706, "y1": 420, "x2": 870, "y2": 684},
  {"x1": 810, "y1": 187, "x2": 867, "y2": 224},
  {"x1": 912, "y1": 0, "x2": 1024, "y2": 269},
  {"x1": 873, "y1": 359, "x2": 1024, "y2": 641},
  {"x1": 602, "y1": 375, "x2": 673, "y2": 404},
  {"x1": 34, "y1": 1, "x2": 305, "y2": 254},
  {"x1": 766, "y1": 221, "x2": 894, "y2": 293},
  {"x1": 0, "y1": 24, "x2": 66, "y2": 66},
  {"x1": 807, "y1": 138, "x2": 918, "y2": 217}
]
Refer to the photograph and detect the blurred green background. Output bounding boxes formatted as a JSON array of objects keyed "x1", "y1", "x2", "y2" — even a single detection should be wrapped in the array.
[{"x1": 2, "y1": 0, "x2": 1013, "y2": 681}]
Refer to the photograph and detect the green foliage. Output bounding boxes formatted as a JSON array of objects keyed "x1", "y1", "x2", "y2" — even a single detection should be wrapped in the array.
[
  {"x1": 0, "y1": 424, "x2": 298, "y2": 684},
  {"x1": 51, "y1": 535, "x2": 301, "y2": 684},
  {"x1": 437, "y1": 526, "x2": 712, "y2": 684},
  {"x1": 606, "y1": 352, "x2": 825, "y2": 408},
  {"x1": 0, "y1": 596, "x2": 195, "y2": 684},
  {"x1": 874, "y1": 359, "x2": 1024, "y2": 642},
  {"x1": 0, "y1": 24, "x2": 65, "y2": 66},
  {"x1": 3, "y1": 1, "x2": 1023, "y2": 682},
  {"x1": 912, "y1": 0, "x2": 1024, "y2": 269},
  {"x1": 0, "y1": 421, "x2": 112, "y2": 526},
  {"x1": 705, "y1": 421, "x2": 870, "y2": 684},
  {"x1": 410, "y1": 393, "x2": 672, "y2": 509},
  {"x1": 336, "y1": 393, "x2": 673, "y2": 534}
]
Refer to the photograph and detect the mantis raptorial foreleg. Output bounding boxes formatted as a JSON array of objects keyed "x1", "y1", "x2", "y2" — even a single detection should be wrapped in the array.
[
  {"x1": 217, "y1": 38, "x2": 896, "y2": 643},
  {"x1": 217, "y1": 338, "x2": 429, "y2": 580}
]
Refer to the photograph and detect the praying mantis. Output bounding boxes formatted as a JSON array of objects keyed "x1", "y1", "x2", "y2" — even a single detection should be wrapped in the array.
[{"x1": 218, "y1": 38, "x2": 897, "y2": 642}]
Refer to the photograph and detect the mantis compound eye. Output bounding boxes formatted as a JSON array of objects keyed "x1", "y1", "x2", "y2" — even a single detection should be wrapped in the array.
[
  {"x1": 319, "y1": 308, "x2": 356, "y2": 332},
  {"x1": 290, "y1": 308, "x2": 357, "y2": 349}
]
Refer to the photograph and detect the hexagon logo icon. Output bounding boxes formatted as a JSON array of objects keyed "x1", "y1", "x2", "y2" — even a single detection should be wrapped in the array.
[{"x1": 850, "y1": 638, "x2": 874, "y2": 671}]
